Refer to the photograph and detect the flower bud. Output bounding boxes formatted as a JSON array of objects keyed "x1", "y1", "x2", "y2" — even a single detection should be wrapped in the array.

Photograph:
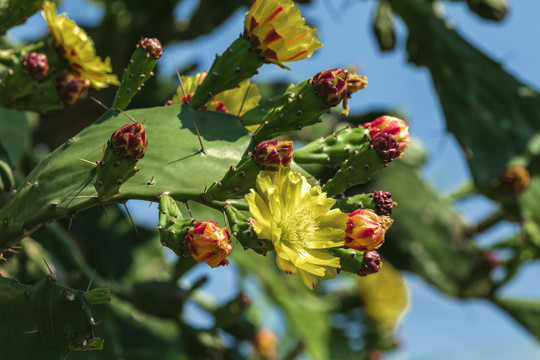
[
  {"x1": 108, "y1": 123, "x2": 148, "y2": 161},
  {"x1": 185, "y1": 221, "x2": 232, "y2": 268},
  {"x1": 481, "y1": 250, "x2": 500, "y2": 270},
  {"x1": 21, "y1": 52, "x2": 49, "y2": 79},
  {"x1": 311, "y1": 69, "x2": 349, "y2": 106},
  {"x1": 253, "y1": 328, "x2": 279, "y2": 360},
  {"x1": 499, "y1": 165, "x2": 530, "y2": 196},
  {"x1": 358, "y1": 250, "x2": 381, "y2": 276},
  {"x1": 364, "y1": 116, "x2": 409, "y2": 160},
  {"x1": 253, "y1": 140, "x2": 293, "y2": 171},
  {"x1": 55, "y1": 71, "x2": 90, "y2": 105},
  {"x1": 345, "y1": 209, "x2": 393, "y2": 251},
  {"x1": 137, "y1": 37, "x2": 163, "y2": 59},
  {"x1": 371, "y1": 190, "x2": 395, "y2": 216}
]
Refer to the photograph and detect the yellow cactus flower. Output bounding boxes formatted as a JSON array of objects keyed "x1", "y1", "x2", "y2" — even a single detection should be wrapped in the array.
[
  {"x1": 206, "y1": 79, "x2": 261, "y2": 116},
  {"x1": 246, "y1": 168, "x2": 348, "y2": 289},
  {"x1": 244, "y1": 0, "x2": 322, "y2": 69},
  {"x1": 358, "y1": 260, "x2": 408, "y2": 332},
  {"x1": 42, "y1": 1, "x2": 119, "y2": 88},
  {"x1": 172, "y1": 72, "x2": 208, "y2": 104}
]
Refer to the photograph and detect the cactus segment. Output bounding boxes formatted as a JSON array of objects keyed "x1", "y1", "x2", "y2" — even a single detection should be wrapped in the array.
[
  {"x1": 84, "y1": 286, "x2": 112, "y2": 304},
  {"x1": 322, "y1": 138, "x2": 386, "y2": 196},
  {"x1": 373, "y1": 0, "x2": 397, "y2": 52},
  {"x1": 95, "y1": 146, "x2": 140, "y2": 202},
  {"x1": 334, "y1": 193, "x2": 378, "y2": 213},
  {"x1": 240, "y1": 84, "x2": 294, "y2": 129},
  {"x1": 293, "y1": 126, "x2": 370, "y2": 167},
  {"x1": 203, "y1": 154, "x2": 260, "y2": 201},
  {"x1": 112, "y1": 39, "x2": 161, "y2": 110},
  {"x1": 190, "y1": 37, "x2": 264, "y2": 109},
  {"x1": 253, "y1": 80, "x2": 331, "y2": 142},
  {"x1": 466, "y1": 0, "x2": 508, "y2": 21},
  {"x1": 225, "y1": 206, "x2": 273, "y2": 255},
  {"x1": 0, "y1": 276, "x2": 101, "y2": 358},
  {"x1": 0, "y1": 160, "x2": 15, "y2": 193},
  {"x1": 158, "y1": 194, "x2": 194, "y2": 257},
  {"x1": 0, "y1": 0, "x2": 42, "y2": 35},
  {"x1": 329, "y1": 247, "x2": 367, "y2": 274}
]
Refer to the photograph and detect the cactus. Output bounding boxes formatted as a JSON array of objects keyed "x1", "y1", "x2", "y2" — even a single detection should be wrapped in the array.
[
  {"x1": 112, "y1": 38, "x2": 162, "y2": 110},
  {"x1": 0, "y1": 275, "x2": 105, "y2": 358},
  {"x1": 0, "y1": 0, "x2": 42, "y2": 35},
  {"x1": 225, "y1": 205, "x2": 274, "y2": 255}
]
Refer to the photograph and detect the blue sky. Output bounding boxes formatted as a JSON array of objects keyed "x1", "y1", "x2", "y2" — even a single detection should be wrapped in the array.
[{"x1": 8, "y1": 1, "x2": 540, "y2": 358}]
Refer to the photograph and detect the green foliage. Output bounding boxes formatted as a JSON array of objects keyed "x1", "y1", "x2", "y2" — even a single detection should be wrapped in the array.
[{"x1": 0, "y1": 276, "x2": 103, "y2": 359}]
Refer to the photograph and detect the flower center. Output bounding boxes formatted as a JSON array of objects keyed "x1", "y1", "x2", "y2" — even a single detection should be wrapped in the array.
[{"x1": 281, "y1": 205, "x2": 318, "y2": 247}]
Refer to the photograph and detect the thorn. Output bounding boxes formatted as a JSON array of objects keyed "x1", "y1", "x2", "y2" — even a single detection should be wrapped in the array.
[
  {"x1": 122, "y1": 202, "x2": 139, "y2": 237},
  {"x1": 116, "y1": 108, "x2": 139, "y2": 124},
  {"x1": 42, "y1": 257, "x2": 54, "y2": 275},
  {"x1": 86, "y1": 267, "x2": 97, "y2": 292},
  {"x1": 67, "y1": 195, "x2": 99, "y2": 199},
  {"x1": 192, "y1": 119, "x2": 206, "y2": 155},
  {"x1": 23, "y1": 329, "x2": 44, "y2": 335},
  {"x1": 90, "y1": 96, "x2": 111, "y2": 111},
  {"x1": 146, "y1": 175, "x2": 155, "y2": 186},
  {"x1": 183, "y1": 201, "x2": 193, "y2": 218},
  {"x1": 101, "y1": 204, "x2": 109, "y2": 220},
  {"x1": 175, "y1": 64, "x2": 190, "y2": 104},
  {"x1": 78, "y1": 158, "x2": 97, "y2": 166}
]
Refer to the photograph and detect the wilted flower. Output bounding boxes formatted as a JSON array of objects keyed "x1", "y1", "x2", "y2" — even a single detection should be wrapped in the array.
[
  {"x1": 137, "y1": 37, "x2": 163, "y2": 59},
  {"x1": 243, "y1": 0, "x2": 322, "y2": 69},
  {"x1": 21, "y1": 52, "x2": 49, "y2": 79},
  {"x1": 311, "y1": 68, "x2": 349, "y2": 106},
  {"x1": 253, "y1": 329, "x2": 279, "y2": 360},
  {"x1": 42, "y1": 1, "x2": 119, "y2": 88},
  {"x1": 364, "y1": 116, "x2": 409, "y2": 160},
  {"x1": 345, "y1": 208, "x2": 393, "y2": 251},
  {"x1": 185, "y1": 221, "x2": 233, "y2": 268},
  {"x1": 253, "y1": 140, "x2": 293, "y2": 171},
  {"x1": 371, "y1": 190, "x2": 395, "y2": 216},
  {"x1": 246, "y1": 167, "x2": 348, "y2": 288},
  {"x1": 499, "y1": 165, "x2": 530, "y2": 195},
  {"x1": 55, "y1": 71, "x2": 90, "y2": 105},
  {"x1": 359, "y1": 250, "x2": 381, "y2": 276},
  {"x1": 108, "y1": 123, "x2": 148, "y2": 161}
]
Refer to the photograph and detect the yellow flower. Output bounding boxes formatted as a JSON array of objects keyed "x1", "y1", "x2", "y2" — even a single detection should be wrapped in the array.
[
  {"x1": 357, "y1": 260, "x2": 408, "y2": 333},
  {"x1": 246, "y1": 168, "x2": 348, "y2": 288},
  {"x1": 171, "y1": 72, "x2": 207, "y2": 104},
  {"x1": 42, "y1": 1, "x2": 119, "y2": 88},
  {"x1": 244, "y1": 0, "x2": 322, "y2": 69},
  {"x1": 206, "y1": 79, "x2": 261, "y2": 116}
]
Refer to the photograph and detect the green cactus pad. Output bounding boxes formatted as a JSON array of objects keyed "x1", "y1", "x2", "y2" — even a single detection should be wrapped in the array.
[
  {"x1": 294, "y1": 126, "x2": 370, "y2": 168},
  {"x1": 0, "y1": 104, "x2": 252, "y2": 250},
  {"x1": 322, "y1": 140, "x2": 385, "y2": 196},
  {"x1": 94, "y1": 147, "x2": 140, "y2": 202},
  {"x1": 0, "y1": 276, "x2": 101, "y2": 359},
  {"x1": 334, "y1": 193, "x2": 377, "y2": 213},
  {"x1": 225, "y1": 205, "x2": 273, "y2": 255},
  {"x1": 253, "y1": 79, "x2": 331, "y2": 142},
  {"x1": 112, "y1": 46, "x2": 159, "y2": 110},
  {"x1": 0, "y1": 0, "x2": 42, "y2": 35},
  {"x1": 158, "y1": 194, "x2": 194, "y2": 257},
  {"x1": 203, "y1": 154, "x2": 260, "y2": 201},
  {"x1": 330, "y1": 247, "x2": 367, "y2": 274},
  {"x1": 190, "y1": 37, "x2": 264, "y2": 109}
]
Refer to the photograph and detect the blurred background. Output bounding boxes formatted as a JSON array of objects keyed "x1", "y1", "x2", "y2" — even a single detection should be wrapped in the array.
[{"x1": 4, "y1": 0, "x2": 540, "y2": 359}]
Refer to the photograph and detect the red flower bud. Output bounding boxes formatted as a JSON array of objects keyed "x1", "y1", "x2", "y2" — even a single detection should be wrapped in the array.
[
  {"x1": 108, "y1": 123, "x2": 148, "y2": 161},
  {"x1": 364, "y1": 116, "x2": 409, "y2": 160},
  {"x1": 312, "y1": 69, "x2": 349, "y2": 106},
  {"x1": 55, "y1": 71, "x2": 90, "y2": 105},
  {"x1": 345, "y1": 208, "x2": 393, "y2": 251},
  {"x1": 185, "y1": 221, "x2": 232, "y2": 268},
  {"x1": 253, "y1": 140, "x2": 293, "y2": 171},
  {"x1": 137, "y1": 37, "x2": 163, "y2": 59},
  {"x1": 499, "y1": 165, "x2": 530, "y2": 196},
  {"x1": 21, "y1": 52, "x2": 49, "y2": 79},
  {"x1": 371, "y1": 190, "x2": 395, "y2": 216},
  {"x1": 358, "y1": 250, "x2": 381, "y2": 276},
  {"x1": 370, "y1": 133, "x2": 399, "y2": 162}
]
